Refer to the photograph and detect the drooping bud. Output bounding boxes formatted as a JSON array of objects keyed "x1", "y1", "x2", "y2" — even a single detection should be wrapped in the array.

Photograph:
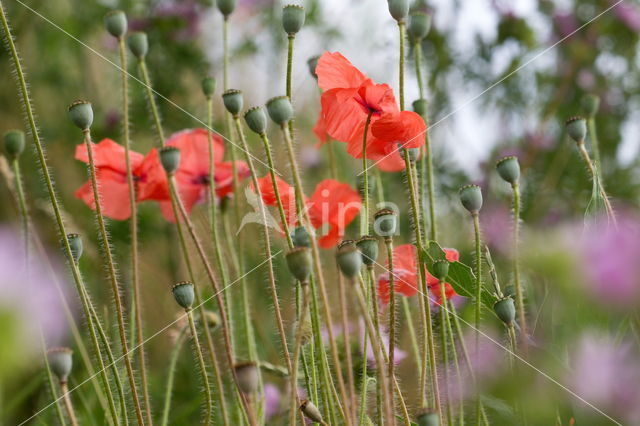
[
  {"x1": 282, "y1": 4, "x2": 305, "y2": 36},
  {"x1": 307, "y1": 56, "x2": 320, "y2": 80},
  {"x1": 234, "y1": 361, "x2": 259, "y2": 394},
  {"x1": 494, "y1": 297, "x2": 516, "y2": 326},
  {"x1": 408, "y1": 11, "x2": 431, "y2": 41},
  {"x1": 374, "y1": 209, "x2": 397, "y2": 238},
  {"x1": 387, "y1": 0, "x2": 409, "y2": 22},
  {"x1": 3, "y1": 130, "x2": 25, "y2": 159},
  {"x1": 201, "y1": 77, "x2": 216, "y2": 98},
  {"x1": 431, "y1": 259, "x2": 449, "y2": 281},
  {"x1": 291, "y1": 226, "x2": 311, "y2": 248},
  {"x1": 412, "y1": 98, "x2": 428, "y2": 119},
  {"x1": 356, "y1": 235, "x2": 379, "y2": 266},
  {"x1": 286, "y1": 247, "x2": 312, "y2": 284},
  {"x1": 459, "y1": 184, "x2": 483, "y2": 214},
  {"x1": 171, "y1": 281, "x2": 195, "y2": 310},
  {"x1": 217, "y1": 0, "x2": 236, "y2": 18},
  {"x1": 495, "y1": 156, "x2": 520, "y2": 185},
  {"x1": 582, "y1": 94, "x2": 600, "y2": 119},
  {"x1": 66, "y1": 233, "x2": 83, "y2": 263},
  {"x1": 68, "y1": 100, "x2": 94, "y2": 130},
  {"x1": 47, "y1": 347, "x2": 73, "y2": 383},
  {"x1": 244, "y1": 106, "x2": 268, "y2": 135},
  {"x1": 565, "y1": 116, "x2": 587, "y2": 143},
  {"x1": 336, "y1": 240, "x2": 362, "y2": 279},
  {"x1": 300, "y1": 399, "x2": 324, "y2": 424},
  {"x1": 222, "y1": 89, "x2": 243, "y2": 117},
  {"x1": 159, "y1": 146, "x2": 181, "y2": 174},
  {"x1": 266, "y1": 96, "x2": 294, "y2": 126},
  {"x1": 416, "y1": 411, "x2": 440, "y2": 426},
  {"x1": 104, "y1": 10, "x2": 127, "y2": 38},
  {"x1": 127, "y1": 32, "x2": 148, "y2": 59}
]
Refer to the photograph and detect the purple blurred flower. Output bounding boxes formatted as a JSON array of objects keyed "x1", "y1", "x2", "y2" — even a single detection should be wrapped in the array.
[
  {"x1": 553, "y1": 12, "x2": 578, "y2": 38},
  {"x1": 264, "y1": 383, "x2": 282, "y2": 420},
  {"x1": 613, "y1": 1, "x2": 640, "y2": 32},
  {"x1": 153, "y1": 0, "x2": 202, "y2": 41},
  {"x1": 480, "y1": 204, "x2": 512, "y2": 255},
  {"x1": 358, "y1": 318, "x2": 407, "y2": 368}
]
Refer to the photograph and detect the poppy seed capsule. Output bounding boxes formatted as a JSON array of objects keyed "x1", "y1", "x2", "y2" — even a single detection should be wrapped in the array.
[
  {"x1": 3, "y1": 130, "x2": 25, "y2": 159},
  {"x1": 282, "y1": 4, "x2": 305, "y2": 35},
  {"x1": 431, "y1": 259, "x2": 449, "y2": 281},
  {"x1": 416, "y1": 411, "x2": 440, "y2": 426},
  {"x1": 172, "y1": 281, "x2": 195, "y2": 310},
  {"x1": 408, "y1": 11, "x2": 431, "y2": 41},
  {"x1": 291, "y1": 226, "x2": 311, "y2": 248},
  {"x1": 300, "y1": 399, "x2": 324, "y2": 424},
  {"x1": 159, "y1": 146, "x2": 181, "y2": 174},
  {"x1": 222, "y1": 89, "x2": 243, "y2": 117},
  {"x1": 286, "y1": 247, "x2": 312, "y2": 284},
  {"x1": 244, "y1": 106, "x2": 268, "y2": 135},
  {"x1": 496, "y1": 156, "x2": 520, "y2": 185},
  {"x1": 68, "y1": 100, "x2": 94, "y2": 130},
  {"x1": 201, "y1": 77, "x2": 216, "y2": 98},
  {"x1": 104, "y1": 10, "x2": 127, "y2": 38},
  {"x1": 266, "y1": 96, "x2": 294, "y2": 125},
  {"x1": 412, "y1": 98, "x2": 428, "y2": 119},
  {"x1": 307, "y1": 55, "x2": 320, "y2": 80},
  {"x1": 565, "y1": 116, "x2": 587, "y2": 143},
  {"x1": 459, "y1": 184, "x2": 483, "y2": 214},
  {"x1": 387, "y1": 0, "x2": 409, "y2": 22},
  {"x1": 234, "y1": 362, "x2": 259, "y2": 394},
  {"x1": 582, "y1": 94, "x2": 600, "y2": 118},
  {"x1": 66, "y1": 233, "x2": 83, "y2": 263},
  {"x1": 494, "y1": 297, "x2": 516, "y2": 325},
  {"x1": 47, "y1": 347, "x2": 73, "y2": 383},
  {"x1": 356, "y1": 236, "x2": 379, "y2": 266},
  {"x1": 127, "y1": 32, "x2": 148, "y2": 59},
  {"x1": 217, "y1": 0, "x2": 236, "y2": 17},
  {"x1": 374, "y1": 209, "x2": 397, "y2": 238},
  {"x1": 336, "y1": 241, "x2": 362, "y2": 278}
]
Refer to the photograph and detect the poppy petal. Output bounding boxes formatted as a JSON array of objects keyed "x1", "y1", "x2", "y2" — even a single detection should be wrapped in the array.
[
  {"x1": 316, "y1": 51, "x2": 368, "y2": 91},
  {"x1": 75, "y1": 138, "x2": 144, "y2": 173}
]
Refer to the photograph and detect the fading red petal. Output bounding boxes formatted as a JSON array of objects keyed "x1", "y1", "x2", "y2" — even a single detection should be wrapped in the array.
[
  {"x1": 430, "y1": 282, "x2": 456, "y2": 306},
  {"x1": 378, "y1": 269, "x2": 419, "y2": 305},
  {"x1": 74, "y1": 169, "x2": 132, "y2": 220},
  {"x1": 371, "y1": 111, "x2": 426, "y2": 149},
  {"x1": 320, "y1": 88, "x2": 367, "y2": 143},
  {"x1": 167, "y1": 128, "x2": 225, "y2": 179},
  {"x1": 253, "y1": 174, "x2": 299, "y2": 226},
  {"x1": 313, "y1": 110, "x2": 329, "y2": 146},
  {"x1": 75, "y1": 138, "x2": 144, "y2": 173},
  {"x1": 308, "y1": 179, "x2": 361, "y2": 230},
  {"x1": 135, "y1": 148, "x2": 170, "y2": 201},
  {"x1": 316, "y1": 51, "x2": 368, "y2": 91}
]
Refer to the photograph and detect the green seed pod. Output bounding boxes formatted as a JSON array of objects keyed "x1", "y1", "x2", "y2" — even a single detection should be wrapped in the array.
[
  {"x1": 494, "y1": 297, "x2": 516, "y2": 326},
  {"x1": 286, "y1": 247, "x2": 312, "y2": 284},
  {"x1": 582, "y1": 94, "x2": 600, "y2": 119},
  {"x1": 66, "y1": 233, "x2": 83, "y2": 263},
  {"x1": 387, "y1": 0, "x2": 409, "y2": 22},
  {"x1": 300, "y1": 399, "x2": 324, "y2": 424},
  {"x1": 282, "y1": 4, "x2": 305, "y2": 35},
  {"x1": 3, "y1": 130, "x2": 25, "y2": 159},
  {"x1": 356, "y1": 235, "x2": 379, "y2": 266},
  {"x1": 459, "y1": 184, "x2": 483, "y2": 214},
  {"x1": 565, "y1": 116, "x2": 587, "y2": 143},
  {"x1": 336, "y1": 241, "x2": 362, "y2": 279},
  {"x1": 266, "y1": 96, "x2": 294, "y2": 125},
  {"x1": 408, "y1": 11, "x2": 431, "y2": 41},
  {"x1": 201, "y1": 76, "x2": 216, "y2": 98},
  {"x1": 412, "y1": 98, "x2": 428, "y2": 119},
  {"x1": 416, "y1": 411, "x2": 440, "y2": 426},
  {"x1": 68, "y1": 100, "x2": 94, "y2": 130},
  {"x1": 431, "y1": 259, "x2": 450, "y2": 281},
  {"x1": 159, "y1": 146, "x2": 181, "y2": 174},
  {"x1": 217, "y1": 0, "x2": 236, "y2": 18},
  {"x1": 104, "y1": 10, "x2": 128, "y2": 38},
  {"x1": 307, "y1": 55, "x2": 320, "y2": 80},
  {"x1": 47, "y1": 347, "x2": 73, "y2": 383},
  {"x1": 222, "y1": 89, "x2": 243, "y2": 117},
  {"x1": 171, "y1": 281, "x2": 195, "y2": 310},
  {"x1": 495, "y1": 156, "x2": 520, "y2": 185},
  {"x1": 234, "y1": 361, "x2": 259, "y2": 394},
  {"x1": 400, "y1": 145, "x2": 420, "y2": 162},
  {"x1": 244, "y1": 106, "x2": 268, "y2": 135},
  {"x1": 127, "y1": 32, "x2": 148, "y2": 59},
  {"x1": 374, "y1": 209, "x2": 397, "y2": 238},
  {"x1": 291, "y1": 226, "x2": 311, "y2": 248}
]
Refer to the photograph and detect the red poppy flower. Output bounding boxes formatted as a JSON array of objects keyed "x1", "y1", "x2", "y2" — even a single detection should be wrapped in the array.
[
  {"x1": 371, "y1": 110, "x2": 427, "y2": 152},
  {"x1": 159, "y1": 129, "x2": 250, "y2": 222},
  {"x1": 254, "y1": 176, "x2": 361, "y2": 248},
  {"x1": 74, "y1": 138, "x2": 169, "y2": 220},
  {"x1": 378, "y1": 244, "x2": 459, "y2": 305}
]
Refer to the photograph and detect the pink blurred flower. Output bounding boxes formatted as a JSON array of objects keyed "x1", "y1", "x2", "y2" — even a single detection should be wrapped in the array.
[
  {"x1": 480, "y1": 204, "x2": 512, "y2": 255},
  {"x1": 613, "y1": 1, "x2": 640, "y2": 32},
  {"x1": 264, "y1": 383, "x2": 282, "y2": 420}
]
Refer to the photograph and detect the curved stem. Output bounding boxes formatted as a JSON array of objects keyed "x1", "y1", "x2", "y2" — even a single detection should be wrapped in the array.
[
  {"x1": 60, "y1": 382, "x2": 79, "y2": 426},
  {"x1": 187, "y1": 309, "x2": 213, "y2": 425},
  {"x1": 361, "y1": 112, "x2": 373, "y2": 236},
  {"x1": 161, "y1": 329, "x2": 186, "y2": 426},
  {"x1": 577, "y1": 141, "x2": 616, "y2": 223}
]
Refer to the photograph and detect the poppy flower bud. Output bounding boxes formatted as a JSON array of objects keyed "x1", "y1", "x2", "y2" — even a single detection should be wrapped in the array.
[
  {"x1": 159, "y1": 146, "x2": 181, "y2": 174},
  {"x1": 356, "y1": 235, "x2": 379, "y2": 266},
  {"x1": 217, "y1": 0, "x2": 236, "y2": 18},
  {"x1": 300, "y1": 399, "x2": 324, "y2": 424},
  {"x1": 244, "y1": 106, "x2": 268, "y2": 135},
  {"x1": 494, "y1": 297, "x2": 516, "y2": 326},
  {"x1": 412, "y1": 98, "x2": 428, "y2": 119},
  {"x1": 387, "y1": 0, "x2": 409, "y2": 22},
  {"x1": 400, "y1": 145, "x2": 420, "y2": 162},
  {"x1": 201, "y1": 77, "x2": 216, "y2": 98},
  {"x1": 282, "y1": 4, "x2": 305, "y2": 35},
  {"x1": 336, "y1": 241, "x2": 362, "y2": 279},
  {"x1": 459, "y1": 184, "x2": 483, "y2": 214},
  {"x1": 172, "y1": 281, "x2": 195, "y2": 310},
  {"x1": 416, "y1": 411, "x2": 439, "y2": 426},
  {"x1": 291, "y1": 226, "x2": 311, "y2": 248},
  {"x1": 266, "y1": 96, "x2": 294, "y2": 125},
  {"x1": 286, "y1": 247, "x2": 312, "y2": 284},
  {"x1": 431, "y1": 259, "x2": 449, "y2": 281},
  {"x1": 68, "y1": 100, "x2": 94, "y2": 130},
  {"x1": 127, "y1": 32, "x2": 148, "y2": 59},
  {"x1": 66, "y1": 233, "x2": 83, "y2": 263},
  {"x1": 582, "y1": 94, "x2": 600, "y2": 119},
  {"x1": 200, "y1": 310, "x2": 220, "y2": 330},
  {"x1": 495, "y1": 156, "x2": 520, "y2": 185},
  {"x1": 408, "y1": 11, "x2": 431, "y2": 41},
  {"x1": 104, "y1": 10, "x2": 127, "y2": 38},
  {"x1": 47, "y1": 347, "x2": 73, "y2": 383},
  {"x1": 3, "y1": 130, "x2": 25, "y2": 159},
  {"x1": 374, "y1": 209, "x2": 397, "y2": 238},
  {"x1": 234, "y1": 361, "x2": 259, "y2": 394},
  {"x1": 565, "y1": 116, "x2": 587, "y2": 143},
  {"x1": 307, "y1": 56, "x2": 320, "y2": 80},
  {"x1": 222, "y1": 89, "x2": 243, "y2": 117}
]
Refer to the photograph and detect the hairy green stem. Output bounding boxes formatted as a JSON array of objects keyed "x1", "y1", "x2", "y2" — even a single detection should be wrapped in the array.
[
  {"x1": 60, "y1": 381, "x2": 79, "y2": 426},
  {"x1": 368, "y1": 266, "x2": 384, "y2": 426},
  {"x1": 398, "y1": 21, "x2": 406, "y2": 111},
  {"x1": 384, "y1": 237, "x2": 397, "y2": 416},
  {"x1": 11, "y1": 159, "x2": 28, "y2": 262},
  {"x1": 511, "y1": 183, "x2": 528, "y2": 343},
  {"x1": 289, "y1": 284, "x2": 310, "y2": 426},
  {"x1": 444, "y1": 302, "x2": 464, "y2": 426},
  {"x1": 439, "y1": 282, "x2": 453, "y2": 426},
  {"x1": 161, "y1": 329, "x2": 186, "y2": 426},
  {"x1": 576, "y1": 141, "x2": 616, "y2": 223},
  {"x1": 187, "y1": 309, "x2": 213, "y2": 425},
  {"x1": 138, "y1": 59, "x2": 165, "y2": 144},
  {"x1": 361, "y1": 112, "x2": 373, "y2": 236},
  {"x1": 472, "y1": 212, "x2": 483, "y2": 426},
  {"x1": 413, "y1": 41, "x2": 425, "y2": 98},
  {"x1": 337, "y1": 267, "x2": 356, "y2": 422}
]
